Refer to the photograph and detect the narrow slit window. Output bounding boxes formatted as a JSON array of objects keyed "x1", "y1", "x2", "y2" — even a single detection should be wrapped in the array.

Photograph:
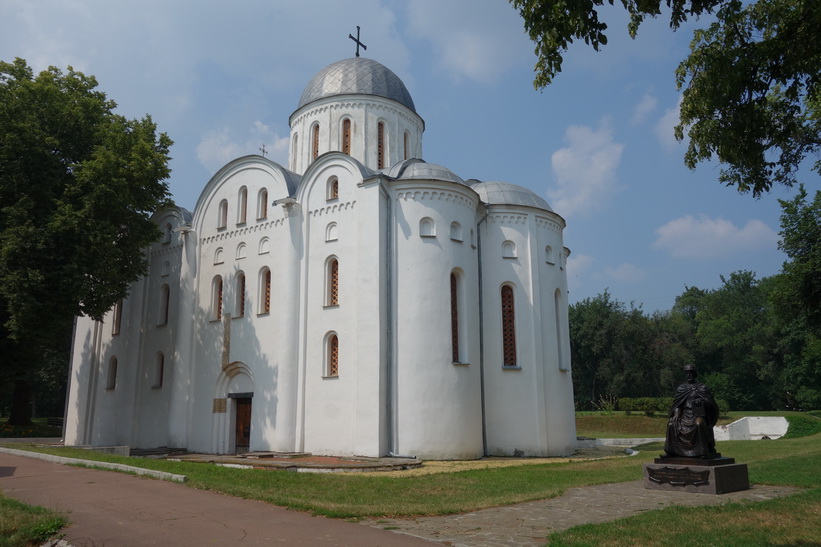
[
  {"x1": 106, "y1": 357, "x2": 118, "y2": 390},
  {"x1": 152, "y1": 352, "x2": 164, "y2": 389},
  {"x1": 312, "y1": 124, "x2": 320, "y2": 160},
  {"x1": 158, "y1": 284, "x2": 170, "y2": 326},
  {"x1": 377, "y1": 121, "x2": 385, "y2": 169},
  {"x1": 342, "y1": 119, "x2": 351, "y2": 155},
  {"x1": 403, "y1": 131, "x2": 409, "y2": 160},
  {"x1": 212, "y1": 276, "x2": 223, "y2": 321},
  {"x1": 501, "y1": 285, "x2": 517, "y2": 367},
  {"x1": 259, "y1": 268, "x2": 271, "y2": 314},
  {"x1": 327, "y1": 258, "x2": 339, "y2": 306},
  {"x1": 236, "y1": 273, "x2": 246, "y2": 317},
  {"x1": 451, "y1": 273, "x2": 459, "y2": 363},
  {"x1": 238, "y1": 186, "x2": 248, "y2": 224},
  {"x1": 328, "y1": 334, "x2": 339, "y2": 377},
  {"x1": 264, "y1": 269, "x2": 271, "y2": 314},
  {"x1": 257, "y1": 189, "x2": 268, "y2": 220},
  {"x1": 112, "y1": 300, "x2": 123, "y2": 336},
  {"x1": 218, "y1": 200, "x2": 228, "y2": 229}
]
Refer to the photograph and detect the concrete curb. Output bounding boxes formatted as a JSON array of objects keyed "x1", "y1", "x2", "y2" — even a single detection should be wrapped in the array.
[
  {"x1": 0, "y1": 446, "x2": 187, "y2": 483},
  {"x1": 577, "y1": 437, "x2": 664, "y2": 448}
]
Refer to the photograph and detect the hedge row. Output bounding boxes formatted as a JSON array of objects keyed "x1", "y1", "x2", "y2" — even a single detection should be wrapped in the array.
[
  {"x1": 618, "y1": 397, "x2": 730, "y2": 416},
  {"x1": 618, "y1": 397, "x2": 672, "y2": 415}
]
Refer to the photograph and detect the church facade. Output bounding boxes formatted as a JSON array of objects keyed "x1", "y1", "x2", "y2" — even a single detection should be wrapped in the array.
[{"x1": 64, "y1": 57, "x2": 577, "y2": 459}]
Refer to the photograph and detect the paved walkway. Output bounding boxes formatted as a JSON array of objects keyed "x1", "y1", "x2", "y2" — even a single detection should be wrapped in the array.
[
  {"x1": 359, "y1": 480, "x2": 801, "y2": 546},
  {"x1": 0, "y1": 452, "x2": 431, "y2": 546}
]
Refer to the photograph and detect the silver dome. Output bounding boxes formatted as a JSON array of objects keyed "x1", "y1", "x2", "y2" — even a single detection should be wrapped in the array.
[
  {"x1": 387, "y1": 159, "x2": 466, "y2": 185},
  {"x1": 471, "y1": 181, "x2": 553, "y2": 211},
  {"x1": 297, "y1": 58, "x2": 416, "y2": 112}
]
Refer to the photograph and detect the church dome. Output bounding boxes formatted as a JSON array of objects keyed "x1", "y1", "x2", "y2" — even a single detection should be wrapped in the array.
[
  {"x1": 471, "y1": 181, "x2": 553, "y2": 211},
  {"x1": 297, "y1": 57, "x2": 416, "y2": 113},
  {"x1": 386, "y1": 159, "x2": 465, "y2": 185}
]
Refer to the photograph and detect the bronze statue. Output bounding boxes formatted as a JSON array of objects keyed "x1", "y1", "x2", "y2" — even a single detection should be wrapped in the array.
[{"x1": 663, "y1": 364, "x2": 719, "y2": 458}]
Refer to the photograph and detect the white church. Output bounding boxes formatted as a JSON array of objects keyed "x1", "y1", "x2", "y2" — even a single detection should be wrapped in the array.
[{"x1": 64, "y1": 57, "x2": 577, "y2": 460}]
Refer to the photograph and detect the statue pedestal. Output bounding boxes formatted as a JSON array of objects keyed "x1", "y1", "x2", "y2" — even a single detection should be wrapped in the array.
[{"x1": 643, "y1": 457, "x2": 749, "y2": 495}]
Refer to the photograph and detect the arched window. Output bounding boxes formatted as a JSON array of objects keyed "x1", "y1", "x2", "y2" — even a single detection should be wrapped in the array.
[
  {"x1": 450, "y1": 222, "x2": 463, "y2": 241},
  {"x1": 326, "y1": 258, "x2": 339, "y2": 306},
  {"x1": 259, "y1": 237, "x2": 270, "y2": 255},
  {"x1": 236, "y1": 273, "x2": 246, "y2": 317},
  {"x1": 214, "y1": 248, "x2": 224, "y2": 265},
  {"x1": 158, "y1": 284, "x2": 170, "y2": 326},
  {"x1": 212, "y1": 276, "x2": 223, "y2": 321},
  {"x1": 257, "y1": 188, "x2": 268, "y2": 220},
  {"x1": 111, "y1": 300, "x2": 123, "y2": 336},
  {"x1": 106, "y1": 356, "x2": 118, "y2": 390},
  {"x1": 342, "y1": 118, "x2": 351, "y2": 155},
  {"x1": 237, "y1": 186, "x2": 248, "y2": 224},
  {"x1": 236, "y1": 242, "x2": 247, "y2": 260},
  {"x1": 312, "y1": 124, "x2": 320, "y2": 160},
  {"x1": 152, "y1": 352, "x2": 164, "y2": 389},
  {"x1": 419, "y1": 217, "x2": 435, "y2": 237},
  {"x1": 325, "y1": 222, "x2": 338, "y2": 242},
  {"x1": 161, "y1": 261, "x2": 170, "y2": 277},
  {"x1": 327, "y1": 177, "x2": 339, "y2": 200},
  {"x1": 259, "y1": 268, "x2": 271, "y2": 314},
  {"x1": 403, "y1": 131, "x2": 410, "y2": 160},
  {"x1": 501, "y1": 285, "x2": 517, "y2": 367},
  {"x1": 451, "y1": 272, "x2": 460, "y2": 363},
  {"x1": 291, "y1": 133, "x2": 298, "y2": 171},
  {"x1": 218, "y1": 199, "x2": 228, "y2": 229},
  {"x1": 502, "y1": 240, "x2": 517, "y2": 258},
  {"x1": 327, "y1": 333, "x2": 339, "y2": 377},
  {"x1": 163, "y1": 223, "x2": 172, "y2": 244},
  {"x1": 377, "y1": 121, "x2": 385, "y2": 169}
]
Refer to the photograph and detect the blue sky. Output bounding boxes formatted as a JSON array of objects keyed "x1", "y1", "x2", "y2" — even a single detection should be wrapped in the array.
[{"x1": 2, "y1": 0, "x2": 813, "y2": 311}]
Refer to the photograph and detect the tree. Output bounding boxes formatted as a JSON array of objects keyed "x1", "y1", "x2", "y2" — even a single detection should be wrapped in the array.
[
  {"x1": 769, "y1": 186, "x2": 821, "y2": 409},
  {"x1": 510, "y1": 0, "x2": 821, "y2": 196},
  {"x1": 773, "y1": 186, "x2": 821, "y2": 331},
  {"x1": 0, "y1": 58, "x2": 172, "y2": 424}
]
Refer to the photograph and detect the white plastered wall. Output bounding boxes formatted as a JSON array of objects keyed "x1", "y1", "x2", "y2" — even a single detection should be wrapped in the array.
[{"x1": 391, "y1": 181, "x2": 484, "y2": 459}]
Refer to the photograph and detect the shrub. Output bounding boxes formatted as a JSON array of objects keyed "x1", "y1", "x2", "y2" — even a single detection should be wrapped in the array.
[
  {"x1": 781, "y1": 415, "x2": 821, "y2": 439},
  {"x1": 618, "y1": 397, "x2": 671, "y2": 416}
]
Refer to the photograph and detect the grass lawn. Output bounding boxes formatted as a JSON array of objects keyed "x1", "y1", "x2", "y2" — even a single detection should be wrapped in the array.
[
  {"x1": 0, "y1": 492, "x2": 67, "y2": 547},
  {"x1": 575, "y1": 410, "x2": 815, "y2": 438}
]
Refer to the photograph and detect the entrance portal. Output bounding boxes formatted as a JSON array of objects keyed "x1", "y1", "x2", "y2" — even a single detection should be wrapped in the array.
[{"x1": 235, "y1": 397, "x2": 252, "y2": 453}]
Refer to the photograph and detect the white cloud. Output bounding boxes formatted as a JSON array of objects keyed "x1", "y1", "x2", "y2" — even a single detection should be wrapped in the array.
[
  {"x1": 631, "y1": 93, "x2": 657, "y2": 125},
  {"x1": 197, "y1": 122, "x2": 289, "y2": 173},
  {"x1": 603, "y1": 263, "x2": 647, "y2": 283},
  {"x1": 548, "y1": 120, "x2": 624, "y2": 218},
  {"x1": 405, "y1": 0, "x2": 530, "y2": 84},
  {"x1": 653, "y1": 215, "x2": 779, "y2": 260},
  {"x1": 567, "y1": 253, "x2": 594, "y2": 279},
  {"x1": 654, "y1": 96, "x2": 685, "y2": 151},
  {"x1": 566, "y1": 253, "x2": 594, "y2": 296}
]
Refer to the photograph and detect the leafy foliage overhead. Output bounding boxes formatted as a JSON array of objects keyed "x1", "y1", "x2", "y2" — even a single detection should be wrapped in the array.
[
  {"x1": 510, "y1": 0, "x2": 821, "y2": 196},
  {"x1": 0, "y1": 58, "x2": 173, "y2": 340}
]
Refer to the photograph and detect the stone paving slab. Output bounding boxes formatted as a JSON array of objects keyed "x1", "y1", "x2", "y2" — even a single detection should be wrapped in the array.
[{"x1": 359, "y1": 480, "x2": 802, "y2": 547}]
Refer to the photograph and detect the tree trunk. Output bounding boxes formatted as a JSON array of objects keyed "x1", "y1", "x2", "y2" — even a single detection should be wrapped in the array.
[{"x1": 7, "y1": 380, "x2": 33, "y2": 426}]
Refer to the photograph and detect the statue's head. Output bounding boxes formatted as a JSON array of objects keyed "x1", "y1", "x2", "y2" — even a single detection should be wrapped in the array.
[{"x1": 683, "y1": 364, "x2": 697, "y2": 381}]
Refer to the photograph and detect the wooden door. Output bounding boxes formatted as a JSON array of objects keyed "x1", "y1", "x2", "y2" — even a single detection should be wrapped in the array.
[{"x1": 235, "y1": 398, "x2": 252, "y2": 453}]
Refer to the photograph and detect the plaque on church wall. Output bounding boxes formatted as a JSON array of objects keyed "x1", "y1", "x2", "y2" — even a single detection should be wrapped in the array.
[{"x1": 212, "y1": 398, "x2": 227, "y2": 413}]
